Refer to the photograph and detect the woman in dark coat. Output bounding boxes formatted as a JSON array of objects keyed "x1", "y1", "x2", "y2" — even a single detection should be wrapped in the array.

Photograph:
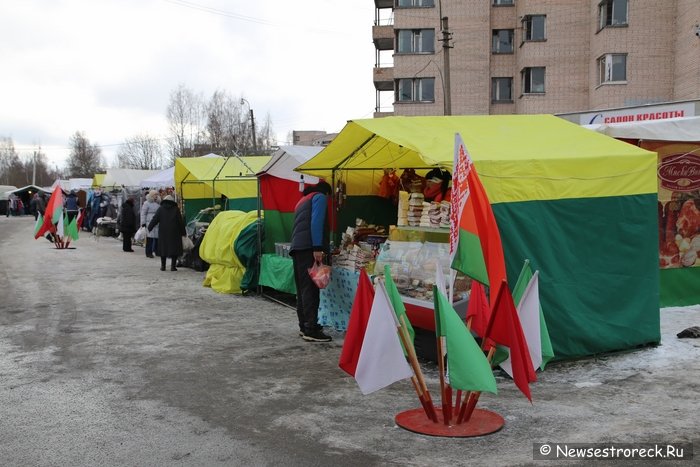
[
  {"x1": 120, "y1": 198, "x2": 137, "y2": 252},
  {"x1": 148, "y1": 195, "x2": 185, "y2": 271}
]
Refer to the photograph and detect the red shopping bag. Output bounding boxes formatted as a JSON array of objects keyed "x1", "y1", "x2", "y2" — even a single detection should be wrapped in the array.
[{"x1": 308, "y1": 261, "x2": 332, "y2": 289}]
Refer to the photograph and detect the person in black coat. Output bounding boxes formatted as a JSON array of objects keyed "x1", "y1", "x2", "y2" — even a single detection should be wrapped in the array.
[
  {"x1": 148, "y1": 195, "x2": 186, "y2": 271},
  {"x1": 120, "y1": 197, "x2": 137, "y2": 252}
]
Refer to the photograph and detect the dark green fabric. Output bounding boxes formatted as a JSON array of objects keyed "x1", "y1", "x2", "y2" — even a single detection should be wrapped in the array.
[
  {"x1": 233, "y1": 220, "x2": 262, "y2": 291},
  {"x1": 263, "y1": 210, "x2": 295, "y2": 254},
  {"x1": 660, "y1": 268, "x2": 700, "y2": 307},
  {"x1": 183, "y1": 198, "x2": 218, "y2": 223},
  {"x1": 228, "y1": 197, "x2": 258, "y2": 213},
  {"x1": 493, "y1": 194, "x2": 660, "y2": 360},
  {"x1": 335, "y1": 196, "x2": 398, "y2": 243},
  {"x1": 259, "y1": 254, "x2": 296, "y2": 294}
]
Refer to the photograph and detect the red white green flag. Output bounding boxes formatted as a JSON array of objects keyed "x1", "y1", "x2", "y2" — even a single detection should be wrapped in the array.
[
  {"x1": 450, "y1": 134, "x2": 507, "y2": 293},
  {"x1": 35, "y1": 186, "x2": 64, "y2": 239}
]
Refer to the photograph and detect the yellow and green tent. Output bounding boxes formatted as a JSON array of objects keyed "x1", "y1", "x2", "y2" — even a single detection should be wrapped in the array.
[
  {"x1": 175, "y1": 154, "x2": 271, "y2": 221},
  {"x1": 297, "y1": 115, "x2": 660, "y2": 360}
]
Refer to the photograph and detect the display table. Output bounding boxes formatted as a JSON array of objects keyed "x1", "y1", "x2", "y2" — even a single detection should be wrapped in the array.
[
  {"x1": 258, "y1": 254, "x2": 296, "y2": 294},
  {"x1": 318, "y1": 266, "x2": 468, "y2": 332},
  {"x1": 318, "y1": 267, "x2": 359, "y2": 332}
]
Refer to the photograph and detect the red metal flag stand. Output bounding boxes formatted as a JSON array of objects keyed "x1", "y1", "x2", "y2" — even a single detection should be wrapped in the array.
[{"x1": 395, "y1": 406, "x2": 504, "y2": 438}]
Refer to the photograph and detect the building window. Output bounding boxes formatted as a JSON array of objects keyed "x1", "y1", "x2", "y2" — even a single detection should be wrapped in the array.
[
  {"x1": 493, "y1": 0, "x2": 514, "y2": 5},
  {"x1": 397, "y1": 29, "x2": 435, "y2": 53},
  {"x1": 492, "y1": 29, "x2": 514, "y2": 53},
  {"x1": 522, "y1": 15, "x2": 546, "y2": 41},
  {"x1": 599, "y1": 0, "x2": 628, "y2": 29},
  {"x1": 396, "y1": 0, "x2": 435, "y2": 7},
  {"x1": 598, "y1": 54, "x2": 627, "y2": 83},
  {"x1": 396, "y1": 78, "x2": 435, "y2": 102},
  {"x1": 521, "y1": 67, "x2": 545, "y2": 93},
  {"x1": 492, "y1": 78, "x2": 513, "y2": 102}
]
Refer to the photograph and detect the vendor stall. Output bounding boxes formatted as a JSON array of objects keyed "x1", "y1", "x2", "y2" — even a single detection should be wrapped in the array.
[
  {"x1": 175, "y1": 154, "x2": 270, "y2": 222},
  {"x1": 297, "y1": 115, "x2": 660, "y2": 360},
  {"x1": 256, "y1": 146, "x2": 321, "y2": 296},
  {"x1": 587, "y1": 116, "x2": 700, "y2": 307}
]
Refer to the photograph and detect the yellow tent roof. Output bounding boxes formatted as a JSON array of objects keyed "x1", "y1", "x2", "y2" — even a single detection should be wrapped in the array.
[
  {"x1": 175, "y1": 155, "x2": 271, "y2": 200},
  {"x1": 295, "y1": 115, "x2": 657, "y2": 203},
  {"x1": 92, "y1": 173, "x2": 105, "y2": 188}
]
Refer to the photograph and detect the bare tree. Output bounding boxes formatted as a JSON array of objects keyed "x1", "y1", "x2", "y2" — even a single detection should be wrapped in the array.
[
  {"x1": 67, "y1": 131, "x2": 104, "y2": 178},
  {"x1": 255, "y1": 112, "x2": 275, "y2": 153},
  {"x1": 117, "y1": 134, "x2": 164, "y2": 169},
  {"x1": 0, "y1": 138, "x2": 61, "y2": 186},
  {"x1": 20, "y1": 150, "x2": 62, "y2": 186},
  {"x1": 0, "y1": 137, "x2": 22, "y2": 185},
  {"x1": 166, "y1": 84, "x2": 206, "y2": 163}
]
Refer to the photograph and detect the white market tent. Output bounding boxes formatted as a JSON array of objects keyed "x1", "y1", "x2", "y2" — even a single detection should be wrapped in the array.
[
  {"x1": 585, "y1": 116, "x2": 700, "y2": 141},
  {"x1": 257, "y1": 145, "x2": 321, "y2": 183},
  {"x1": 101, "y1": 168, "x2": 161, "y2": 189},
  {"x1": 51, "y1": 178, "x2": 94, "y2": 192},
  {"x1": 140, "y1": 167, "x2": 175, "y2": 189},
  {"x1": 0, "y1": 185, "x2": 18, "y2": 200}
]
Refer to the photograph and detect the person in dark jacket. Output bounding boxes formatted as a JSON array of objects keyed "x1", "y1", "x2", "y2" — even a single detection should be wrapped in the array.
[
  {"x1": 120, "y1": 197, "x2": 137, "y2": 252},
  {"x1": 289, "y1": 180, "x2": 332, "y2": 342},
  {"x1": 148, "y1": 195, "x2": 185, "y2": 271},
  {"x1": 65, "y1": 191, "x2": 80, "y2": 222}
]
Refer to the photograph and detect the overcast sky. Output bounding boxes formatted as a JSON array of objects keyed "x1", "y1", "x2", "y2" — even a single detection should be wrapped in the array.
[{"x1": 0, "y1": 0, "x2": 377, "y2": 168}]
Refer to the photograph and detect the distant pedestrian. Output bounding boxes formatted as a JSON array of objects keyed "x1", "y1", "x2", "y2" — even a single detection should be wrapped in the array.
[
  {"x1": 148, "y1": 195, "x2": 185, "y2": 271},
  {"x1": 36, "y1": 193, "x2": 46, "y2": 219},
  {"x1": 65, "y1": 191, "x2": 79, "y2": 222},
  {"x1": 119, "y1": 197, "x2": 137, "y2": 252},
  {"x1": 140, "y1": 190, "x2": 160, "y2": 258}
]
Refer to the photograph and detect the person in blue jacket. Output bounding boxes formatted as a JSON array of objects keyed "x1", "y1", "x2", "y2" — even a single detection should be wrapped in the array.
[{"x1": 289, "y1": 180, "x2": 332, "y2": 342}]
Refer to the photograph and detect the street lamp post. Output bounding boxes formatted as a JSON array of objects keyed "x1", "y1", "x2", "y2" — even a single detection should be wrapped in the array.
[{"x1": 240, "y1": 98, "x2": 257, "y2": 154}]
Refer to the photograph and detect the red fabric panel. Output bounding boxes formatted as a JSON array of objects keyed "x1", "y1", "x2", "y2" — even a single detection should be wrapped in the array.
[{"x1": 260, "y1": 175, "x2": 303, "y2": 213}]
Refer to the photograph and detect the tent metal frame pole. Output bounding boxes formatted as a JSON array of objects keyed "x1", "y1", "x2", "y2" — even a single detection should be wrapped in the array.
[{"x1": 256, "y1": 176, "x2": 263, "y2": 296}]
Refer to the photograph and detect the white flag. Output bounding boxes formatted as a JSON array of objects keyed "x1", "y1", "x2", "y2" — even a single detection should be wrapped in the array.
[{"x1": 354, "y1": 282, "x2": 414, "y2": 395}]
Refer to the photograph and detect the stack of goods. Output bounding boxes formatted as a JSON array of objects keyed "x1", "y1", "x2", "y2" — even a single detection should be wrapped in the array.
[
  {"x1": 397, "y1": 191, "x2": 409, "y2": 226},
  {"x1": 428, "y1": 202, "x2": 442, "y2": 228},
  {"x1": 334, "y1": 244, "x2": 375, "y2": 272},
  {"x1": 439, "y1": 201, "x2": 451, "y2": 228},
  {"x1": 419, "y1": 202, "x2": 431, "y2": 227},
  {"x1": 407, "y1": 193, "x2": 424, "y2": 226}
]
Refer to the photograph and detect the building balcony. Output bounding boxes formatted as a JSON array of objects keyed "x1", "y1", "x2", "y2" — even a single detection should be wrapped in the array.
[
  {"x1": 374, "y1": 0, "x2": 393, "y2": 9},
  {"x1": 373, "y1": 66, "x2": 394, "y2": 91},
  {"x1": 372, "y1": 24, "x2": 394, "y2": 50}
]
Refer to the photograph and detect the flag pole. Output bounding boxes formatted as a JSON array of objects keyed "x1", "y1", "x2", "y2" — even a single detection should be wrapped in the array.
[
  {"x1": 398, "y1": 315, "x2": 438, "y2": 422},
  {"x1": 457, "y1": 346, "x2": 495, "y2": 424},
  {"x1": 435, "y1": 334, "x2": 453, "y2": 425},
  {"x1": 453, "y1": 316, "x2": 474, "y2": 419}
]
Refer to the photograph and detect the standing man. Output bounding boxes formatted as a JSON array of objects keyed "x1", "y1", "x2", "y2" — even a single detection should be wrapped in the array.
[{"x1": 290, "y1": 180, "x2": 332, "y2": 342}]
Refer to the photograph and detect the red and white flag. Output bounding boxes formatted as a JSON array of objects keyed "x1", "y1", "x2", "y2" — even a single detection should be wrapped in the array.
[{"x1": 340, "y1": 278, "x2": 413, "y2": 395}]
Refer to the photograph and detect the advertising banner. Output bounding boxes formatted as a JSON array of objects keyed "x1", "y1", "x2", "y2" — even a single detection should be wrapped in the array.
[{"x1": 646, "y1": 141, "x2": 700, "y2": 269}]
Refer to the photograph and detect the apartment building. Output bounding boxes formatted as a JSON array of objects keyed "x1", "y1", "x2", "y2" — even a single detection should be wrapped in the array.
[{"x1": 372, "y1": 0, "x2": 700, "y2": 118}]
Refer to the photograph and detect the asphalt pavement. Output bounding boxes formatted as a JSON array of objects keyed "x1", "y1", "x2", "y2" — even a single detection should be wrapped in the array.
[{"x1": 0, "y1": 216, "x2": 698, "y2": 466}]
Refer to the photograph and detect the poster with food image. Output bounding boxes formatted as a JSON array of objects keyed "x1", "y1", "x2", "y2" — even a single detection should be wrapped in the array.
[{"x1": 645, "y1": 141, "x2": 700, "y2": 269}]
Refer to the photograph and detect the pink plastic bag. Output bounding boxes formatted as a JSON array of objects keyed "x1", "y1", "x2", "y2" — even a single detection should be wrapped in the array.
[{"x1": 308, "y1": 261, "x2": 332, "y2": 289}]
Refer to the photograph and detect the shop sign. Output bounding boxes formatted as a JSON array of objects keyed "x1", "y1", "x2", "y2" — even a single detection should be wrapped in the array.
[
  {"x1": 658, "y1": 153, "x2": 700, "y2": 192},
  {"x1": 579, "y1": 102, "x2": 696, "y2": 125}
]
